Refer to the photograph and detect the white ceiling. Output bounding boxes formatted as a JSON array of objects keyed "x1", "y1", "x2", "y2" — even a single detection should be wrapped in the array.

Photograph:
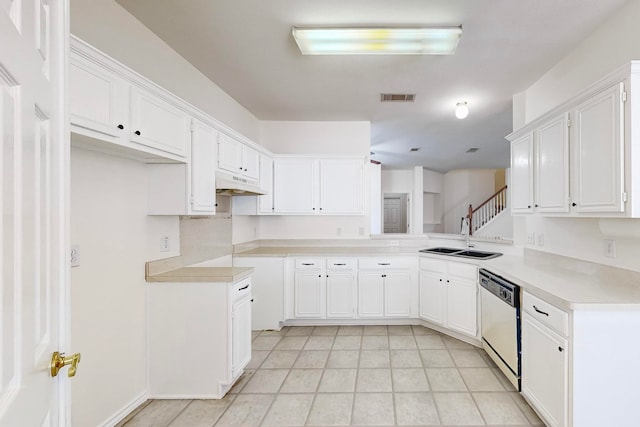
[{"x1": 116, "y1": 0, "x2": 627, "y2": 172}]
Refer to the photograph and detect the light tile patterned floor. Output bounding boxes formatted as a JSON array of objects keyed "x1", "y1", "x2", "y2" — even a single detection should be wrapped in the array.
[{"x1": 119, "y1": 325, "x2": 545, "y2": 427}]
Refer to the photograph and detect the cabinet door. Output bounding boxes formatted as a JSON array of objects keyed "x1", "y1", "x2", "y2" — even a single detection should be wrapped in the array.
[
  {"x1": 69, "y1": 57, "x2": 126, "y2": 138},
  {"x1": 294, "y1": 271, "x2": 324, "y2": 318},
  {"x1": 536, "y1": 115, "x2": 570, "y2": 213},
  {"x1": 326, "y1": 271, "x2": 355, "y2": 318},
  {"x1": 242, "y1": 145, "x2": 260, "y2": 181},
  {"x1": 572, "y1": 83, "x2": 625, "y2": 213},
  {"x1": 522, "y1": 314, "x2": 568, "y2": 427},
  {"x1": 218, "y1": 133, "x2": 243, "y2": 174},
  {"x1": 419, "y1": 272, "x2": 446, "y2": 325},
  {"x1": 320, "y1": 159, "x2": 363, "y2": 214},
  {"x1": 358, "y1": 272, "x2": 385, "y2": 318},
  {"x1": 510, "y1": 133, "x2": 534, "y2": 213},
  {"x1": 232, "y1": 295, "x2": 253, "y2": 378},
  {"x1": 258, "y1": 155, "x2": 274, "y2": 214},
  {"x1": 446, "y1": 279, "x2": 477, "y2": 337},
  {"x1": 129, "y1": 87, "x2": 190, "y2": 157},
  {"x1": 190, "y1": 121, "x2": 217, "y2": 214},
  {"x1": 384, "y1": 271, "x2": 411, "y2": 317},
  {"x1": 273, "y1": 158, "x2": 318, "y2": 213}
]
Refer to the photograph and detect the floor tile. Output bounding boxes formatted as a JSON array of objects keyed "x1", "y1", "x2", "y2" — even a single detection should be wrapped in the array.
[
  {"x1": 477, "y1": 349, "x2": 498, "y2": 367},
  {"x1": 293, "y1": 351, "x2": 329, "y2": 369},
  {"x1": 168, "y1": 397, "x2": 234, "y2": 427},
  {"x1": 304, "y1": 336, "x2": 335, "y2": 350},
  {"x1": 124, "y1": 400, "x2": 190, "y2": 427},
  {"x1": 415, "y1": 334, "x2": 446, "y2": 349},
  {"x1": 252, "y1": 331, "x2": 261, "y2": 340},
  {"x1": 246, "y1": 350, "x2": 270, "y2": 369},
  {"x1": 286, "y1": 326, "x2": 314, "y2": 336},
  {"x1": 351, "y1": 393, "x2": 395, "y2": 426},
  {"x1": 362, "y1": 325, "x2": 388, "y2": 335},
  {"x1": 394, "y1": 392, "x2": 440, "y2": 426},
  {"x1": 332, "y1": 335, "x2": 361, "y2": 350},
  {"x1": 276, "y1": 336, "x2": 309, "y2": 350},
  {"x1": 473, "y1": 392, "x2": 529, "y2": 425},
  {"x1": 252, "y1": 336, "x2": 282, "y2": 351},
  {"x1": 359, "y1": 350, "x2": 390, "y2": 368},
  {"x1": 337, "y1": 325, "x2": 363, "y2": 335},
  {"x1": 261, "y1": 350, "x2": 300, "y2": 369},
  {"x1": 389, "y1": 335, "x2": 418, "y2": 349},
  {"x1": 214, "y1": 394, "x2": 274, "y2": 427},
  {"x1": 390, "y1": 349, "x2": 423, "y2": 368},
  {"x1": 433, "y1": 392, "x2": 484, "y2": 425},
  {"x1": 361, "y1": 335, "x2": 389, "y2": 350},
  {"x1": 261, "y1": 394, "x2": 314, "y2": 426},
  {"x1": 318, "y1": 369, "x2": 357, "y2": 392},
  {"x1": 306, "y1": 393, "x2": 353, "y2": 426},
  {"x1": 459, "y1": 368, "x2": 504, "y2": 391},
  {"x1": 280, "y1": 369, "x2": 323, "y2": 393},
  {"x1": 420, "y1": 349, "x2": 455, "y2": 367},
  {"x1": 509, "y1": 391, "x2": 545, "y2": 425},
  {"x1": 442, "y1": 335, "x2": 476, "y2": 350},
  {"x1": 356, "y1": 368, "x2": 392, "y2": 392},
  {"x1": 492, "y1": 367, "x2": 517, "y2": 391},
  {"x1": 412, "y1": 325, "x2": 437, "y2": 335},
  {"x1": 388, "y1": 325, "x2": 413, "y2": 335},
  {"x1": 258, "y1": 327, "x2": 289, "y2": 337},
  {"x1": 425, "y1": 368, "x2": 468, "y2": 392},
  {"x1": 311, "y1": 326, "x2": 339, "y2": 336},
  {"x1": 392, "y1": 368, "x2": 430, "y2": 392},
  {"x1": 228, "y1": 370, "x2": 255, "y2": 394},
  {"x1": 326, "y1": 350, "x2": 359, "y2": 368},
  {"x1": 241, "y1": 369, "x2": 289, "y2": 393},
  {"x1": 450, "y1": 350, "x2": 488, "y2": 367}
]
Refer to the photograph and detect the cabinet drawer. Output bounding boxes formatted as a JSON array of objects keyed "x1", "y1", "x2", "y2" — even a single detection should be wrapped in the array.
[
  {"x1": 233, "y1": 278, "x2": 252, "y2": 301},
  {"x1": 523, "y1": 292, "x2": 569, "y2": 336},
  {"x1": 448, "y1": 261, "x2": 477, "y2": 281},
  {"x1": 326, "y1": 259, "x2": 357, "y2": 270},
  {"x1": 359, "y1": 258, "x2": 411, "y2": 270},
  {"x1": 419, "y1": 258, "x2": 447, "y2": 275},
  {"x1": 295, "y1": 259, "x2": 322, "y2": 269}
]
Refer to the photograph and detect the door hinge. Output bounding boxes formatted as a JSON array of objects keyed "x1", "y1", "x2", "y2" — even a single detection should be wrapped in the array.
[
  {"x1": 190, "y1": 195, "x2": 194, "y2": 205},
  {"x1": 567, "y1": 118, "x2": 571, "y2": 127},
  {"x1": 623, "y1": 192, "x2": 628, "y2": 202},
  {"x1": 622, "y1": 91, "x2": 628, "y2": 102}
]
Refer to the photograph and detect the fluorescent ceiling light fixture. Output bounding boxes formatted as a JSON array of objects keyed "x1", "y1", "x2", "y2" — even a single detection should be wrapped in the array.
[
  {"x1": 292, "y1": 26, "x2": 462, "y2": 55},
  {"x1": 455, "y1": 102, "x2": 469, "y2": 119}
]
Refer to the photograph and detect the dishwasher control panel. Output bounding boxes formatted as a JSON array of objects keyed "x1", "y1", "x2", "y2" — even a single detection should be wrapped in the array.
[{"x1": 479, "y1": 268, "x2": 520, "y2": 307}]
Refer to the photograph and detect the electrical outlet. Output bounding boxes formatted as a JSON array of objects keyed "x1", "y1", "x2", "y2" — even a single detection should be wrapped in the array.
[
  {"x1": 526, "y1": 233, "x2": 535, "y2": 245},
  {"x1": 70, "y1": 245, "x2": 80, "y2": 267},
  {"x1": 160, "y1": 236, "x2": 170, "y2": 252},
  {"x1": 537, "y1": 233, "x2": 545, "y2": 246},
  {"x1": 604, "y1": 239, "x2": 616, "y2": 258}
]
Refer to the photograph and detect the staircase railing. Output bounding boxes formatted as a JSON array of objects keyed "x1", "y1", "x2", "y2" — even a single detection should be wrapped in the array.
[{"x1": 467, "y1": 185, "x2": 508, "y2": 235}]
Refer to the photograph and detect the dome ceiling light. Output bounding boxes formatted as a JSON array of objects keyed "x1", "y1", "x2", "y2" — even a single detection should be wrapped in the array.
[{"x1": 455, "y1": 102, "x2": 469, "y2": 119}]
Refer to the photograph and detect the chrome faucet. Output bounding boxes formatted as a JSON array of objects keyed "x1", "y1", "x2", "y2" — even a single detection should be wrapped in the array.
[{"x1": 460, "y1": 217, "x2": 474, "y2": 250}]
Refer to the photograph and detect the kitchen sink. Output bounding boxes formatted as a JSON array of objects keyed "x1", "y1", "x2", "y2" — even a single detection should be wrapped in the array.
[{"x1": 419, "y1": 247, "x2": 503, "y2": 260}]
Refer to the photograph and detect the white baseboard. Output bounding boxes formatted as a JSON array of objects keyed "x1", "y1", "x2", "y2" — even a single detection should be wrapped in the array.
[
  {"x1": 98, "y1": 390, "x2": 148, "y2": 427},
  {"x1": 147, "y1": 393, "x2": 223, "y2": 400}
]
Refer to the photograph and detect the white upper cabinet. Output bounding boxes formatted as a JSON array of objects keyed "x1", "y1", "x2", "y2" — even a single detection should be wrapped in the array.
[
  {"x1": 320, "y1": 159, "x2": 363, "y2": 214},
  {"x1": 571, "y1": 83, "x2": 625, "y2": 213},
  {"x1": 190, "y1": 121, "x2": 218, "y2": 213},
  {"x1": 258, "y1": 155, "x2": 274, "y2": 213},
  {"x1": 510, "y1": 133, "x2": 534, "y2": 213},
  {"x1": 218, "y1": 133, "x2": 260, "y2": 181},
  {"x1": 273, "y1": 157, "x2": 365, "y2": 215},
  {"x1": 536, "y1": 114, "x2": 570, "y2": 213},
  {"x1": 69, "y1": 57, "x2": 127, "y2": 139},
  {"x1": 242, "y1": 145, "x2": 260, "y2": 181},
  {"x1": 274, "y1": 158, "x2": 319, "y2": 213},
  {"x1": 129, "y1": 87, "x2": 190, "y2": 157}
]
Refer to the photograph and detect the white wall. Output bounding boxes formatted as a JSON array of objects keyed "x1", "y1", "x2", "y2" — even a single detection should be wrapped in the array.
[
  {"x1": 442, "y1": 169, "x2": 497, "y2": 234},
  {"x1": 370, "y1": 163, "x2": 382, "y2": 234},
  {"x1": 71, "y1": 0, "x2": 260, "y2": 141},
  {"x1": 70, "y1": 147, "x2": 178, "y2": 427},
  {"x1": 256, "y1": 121, "x2": 371, "y2": 240},
  {"x1": 515, "y1": 0, "x2": 640, "y2": 272},
  {"x1": 381, "y1": 169, "x2": 414, "y2": 194}
]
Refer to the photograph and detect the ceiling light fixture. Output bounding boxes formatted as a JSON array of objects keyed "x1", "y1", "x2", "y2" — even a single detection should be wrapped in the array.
[
  {"x1": 455, "y1": 102, "x2": 469, "y2": 119},
  {"x1": 292, "y1": 26, "x2": 462, "y2": 55}
]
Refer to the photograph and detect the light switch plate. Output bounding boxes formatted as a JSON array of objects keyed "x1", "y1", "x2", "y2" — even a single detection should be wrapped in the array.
[
  {"x1": 604, "y1": 239, "x2": 616, "y2": 258},
  {"x1": 537, "y1": 233, "x2": 544, "y2": 246},
  {"x1": 70, "y1": 245, "x2": 80, "y2": 267},
  {"x1": 526, "y1": 233, "x2": 535, "y2": 245},
  {"x1": 160, "y1": 236, "x2": 170, "y2": 252}
]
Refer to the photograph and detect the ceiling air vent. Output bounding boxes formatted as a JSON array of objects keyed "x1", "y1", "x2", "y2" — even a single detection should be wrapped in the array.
[
  {"x1": 410, "y1": 147, "x2": 421, "y2": 152},
  {"x1": 466, "y1": 147, "x2": 479, "y2": 153},
  {"x1": 381, "y1": 93, "x2": 416, "y2": 102}
]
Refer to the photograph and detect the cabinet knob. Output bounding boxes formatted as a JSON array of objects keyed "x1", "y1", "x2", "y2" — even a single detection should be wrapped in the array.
[
  {"x1": 215, "y1": 203, "x2": 218, "y2": 207},
  {"x1": 527, "y1": 205, "x2": 531, "y2": 208},
  {"x1": 134, "y1": 130, "x2": 141, "y2": 136},
  {"x1": 318, "y1": 275, "x2": 321, "y2": 278},
  {"x1": 572, "y1": 202, "x2": 577, "y2": 207},
  {"x1": 244, "y1": 168, "x2": 247, "y2": 172},
  {"x1": 117, "y1": 124, "x2": 124, "y2": 130},
  {"x1": 239, "y1": 166, "x2": 243, "y2": 170},
  {"x1": 313, "y1": 208, "x2": 315, "y2": 210},
  {"x1": 446, "y1": 280, "x2": 450, "y2": 283},
  {"x1": 558, "y1": 346, "x2": 563, "y2": 352},
  {"x1": 534, "y1": 204, "x2": 538, "y2": 208},
  {"x1": 439, "y1": 279, "x2": 443, "y2": 282},
  {"x1": 251, "y1": 299, "x2": 254, "y2": 302}
]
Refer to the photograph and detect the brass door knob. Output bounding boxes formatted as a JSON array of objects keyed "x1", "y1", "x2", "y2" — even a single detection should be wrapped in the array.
[{"x1": 50, "y1": 351, "x2": 81, "y2": 378}]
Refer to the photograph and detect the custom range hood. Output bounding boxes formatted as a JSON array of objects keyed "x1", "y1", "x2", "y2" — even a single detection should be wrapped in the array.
[{"x1": 215, "y1": 171, "x2": 267, "y2": 196}]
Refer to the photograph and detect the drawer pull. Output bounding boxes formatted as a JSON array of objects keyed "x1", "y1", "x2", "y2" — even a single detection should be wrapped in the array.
[
  {"x1": 333, "y1": 263, "x2": 346, "y2": 266},
  {"x1": 301, "y1": 263, "x2": 315, "y2": 266},
  {"x1": 378, "y1": 263, "x2": 391, "y2": 266},
  {"x1": 533, "y1": 305, "x2": 549, "y2": 316},
  {"x1": 238, "y1": 284, "x2": 250, "y2": 291}
]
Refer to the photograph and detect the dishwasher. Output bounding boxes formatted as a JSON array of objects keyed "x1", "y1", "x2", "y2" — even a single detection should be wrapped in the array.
[{"x1": 479, "y1": 268, "x2": 521, "y2": 390}]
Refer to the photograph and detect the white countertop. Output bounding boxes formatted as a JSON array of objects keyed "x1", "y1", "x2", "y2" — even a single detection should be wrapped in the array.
[{"x1": 146, "y1": 266, "x2": 253, "y2": 283}]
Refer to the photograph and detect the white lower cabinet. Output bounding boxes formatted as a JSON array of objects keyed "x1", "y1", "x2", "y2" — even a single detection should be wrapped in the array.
[
  {"x1": 294, "y1": 269, "x2": 324, "y2": 318},
  {"x1": 148, "y1": 277, "x2": 252, "y2": 398},
  {"x1": 419, "y1": 257, "x2": 478, "y2": 337},
  {"x1": 357, "y1": 258, "x2": 416, "y2": 319},
  {"x1": 357, "y1": 272, "x2": 385, "y2": 318},
  {"x1": 326, "y1": 271, "x2": 356, "y2": 318}
]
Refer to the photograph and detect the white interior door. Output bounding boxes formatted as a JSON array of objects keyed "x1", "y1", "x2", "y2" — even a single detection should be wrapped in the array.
[
  {"x1": 0, "y1": 1, "x2": 68, "y2": 425},
  {"x1": 383, "y1": 197, "x2": 401, "y2": 233}
]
